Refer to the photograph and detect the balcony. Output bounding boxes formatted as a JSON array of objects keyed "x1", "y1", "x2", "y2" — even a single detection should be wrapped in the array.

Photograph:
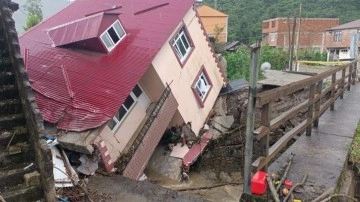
[{"x1": 116, "y1": 86, "x2": 178, "y2": 179}]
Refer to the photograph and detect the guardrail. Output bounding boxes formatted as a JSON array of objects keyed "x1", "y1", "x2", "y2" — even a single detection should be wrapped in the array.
[{"x1": 252, "y1": 60, "x2": 358, "y2": 171}]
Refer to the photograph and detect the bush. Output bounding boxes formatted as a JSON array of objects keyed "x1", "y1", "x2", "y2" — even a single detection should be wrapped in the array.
[
  {"x1": 298, "y1": 49, "x2": 327, "y2": 61},
  {"x1": 224, "y1": 45, "x2": 289, "y2": 81},
  {"x1": 260, "y1": 45, "x2": 289, "y2": 70},
  {"x1": 224, "y1": 45, "x2": 251, "y2": 80}
]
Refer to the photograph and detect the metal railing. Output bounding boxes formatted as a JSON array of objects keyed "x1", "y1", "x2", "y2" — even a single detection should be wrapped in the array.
[{"x1": 116, "y1": 85, "x2": 172, "y2": 173}]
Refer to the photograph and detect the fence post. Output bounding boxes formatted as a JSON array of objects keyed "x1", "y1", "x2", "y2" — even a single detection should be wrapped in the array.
[
  {"x1": 340, "y1": 68, "x2": 346, "y2": 99},
  {"x1": 352, "y1": 62, "x2": 357, "y2": 85},
  {"x1": 306, "y1": 84, "x2": 315, "y2": 136},
  {"x1": 330, "y1": 73, "x2": 336, "y2": 111},
  {"x1": 260, "y1": 103, "x2": 270, "y2": 171},
  {"x1": 348, "y1": 64, "x2": 352, "y2": 91},
  {"x1": 313, "y1": 81, "x2": 322, "y2": 128},
  {"x1": 242, "y1": 43, "x2": 260, "y2": 199}
]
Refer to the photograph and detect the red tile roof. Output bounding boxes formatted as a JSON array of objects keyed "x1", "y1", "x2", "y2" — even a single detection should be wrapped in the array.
[{"x1": 20, "y1": 0, "x2": 195, "y2": 131}]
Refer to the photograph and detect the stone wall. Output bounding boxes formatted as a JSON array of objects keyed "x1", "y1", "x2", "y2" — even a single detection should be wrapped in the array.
[{"x1": 0, "y1": 0, "x2": 55, "y2": 201}]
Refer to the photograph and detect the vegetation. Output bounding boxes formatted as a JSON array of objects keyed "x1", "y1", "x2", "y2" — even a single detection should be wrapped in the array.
[
  {"x1": 350, "y1": 123, "x2": 360, "y2": 173},
  {"x1": 298, "y1": 49, "x2": 327, "y2": 61},
  {"x1": 224, "y1": 45, "x2": 289, "y2": 81},
  {"x1": 23, "y1": 0, "x2": 43, "y2": 31},
  {"x1": 203, "y1": 0, "x2": 360, "y2": 44}
]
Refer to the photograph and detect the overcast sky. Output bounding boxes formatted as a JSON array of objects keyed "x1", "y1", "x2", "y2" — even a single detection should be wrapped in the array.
[{"x1": 12, "y1": 0, "x2": 72, "y2": 34}]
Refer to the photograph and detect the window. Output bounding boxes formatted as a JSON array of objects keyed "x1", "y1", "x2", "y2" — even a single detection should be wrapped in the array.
[
  {"x1": 100, "y1": 20, "x2": 126, "y2": 51},
  {"x1": 192, "y1": 67, "x2": 212, "y2": 108},
  {"x1": 107, "y1": 84, "x2": 143, "y2": 132},
  {"x1": 269, "y1": 33, "x2": 276, "y2": 42},
  {"x1": 171, "y1": 26, "x2": 193, "y2": 63},
  {"x1": 333, "y1": 31, "x2": 342, "y2": 42}
]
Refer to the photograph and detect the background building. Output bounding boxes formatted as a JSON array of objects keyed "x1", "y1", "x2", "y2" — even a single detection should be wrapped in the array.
[{"x1": 262, "y1": 17, "x2": 339, "y2": 53}]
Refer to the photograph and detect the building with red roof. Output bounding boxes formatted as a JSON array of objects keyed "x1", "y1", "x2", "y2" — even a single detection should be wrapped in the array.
[{"x1": 19, "y1": 0, "x2": 225, "y2": 179}]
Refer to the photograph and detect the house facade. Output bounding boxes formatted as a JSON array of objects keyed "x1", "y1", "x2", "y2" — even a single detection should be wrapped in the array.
[
  {"x1": 19, "y1": 0, "x2": 225, "y2": 180},
  {"x1": 262, "y1": 18, "x2": 339, "y2": 52},
  {"x1": 196, "y1": 5, "x2": 228, "y2": 43},
  {"x1": 324, "y1": 19, "x2": 360, "y2": 61}
]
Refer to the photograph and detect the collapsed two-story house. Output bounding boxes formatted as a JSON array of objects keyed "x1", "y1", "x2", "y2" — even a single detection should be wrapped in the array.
[{"x1": 19, "y1": 0, "x2": 225, "y2": 179}]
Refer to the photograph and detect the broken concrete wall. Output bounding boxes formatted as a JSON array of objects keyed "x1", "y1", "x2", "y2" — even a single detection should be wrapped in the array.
[{"x1": 0, "y1": 1, "x2": 55, "y2": 201}]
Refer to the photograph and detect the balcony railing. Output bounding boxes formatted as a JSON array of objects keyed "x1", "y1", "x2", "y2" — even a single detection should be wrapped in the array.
[{"x1": 116, "y1": 85, "x2": 173, "y2": 173}]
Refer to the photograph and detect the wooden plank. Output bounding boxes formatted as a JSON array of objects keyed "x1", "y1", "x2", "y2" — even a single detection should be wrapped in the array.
[
  {"x1": 255, "y1": 100, "x2": 310, "y2": 140},
  {"x1": 269, "y1": 100, "x2": 308, "y2": 131},
  {"x1": 340, "y1": 68, "x2": 346, "y2": 99},
  {"x1": 330, "y1": 73, "x2": 336, "y2": 111},
  {"x1": 256, "y1": 62, "x2": 355, "y2": 106},
  {"x1": 254, "y1": 126, "x2": 270, "y2": 140},
  {"x1": 252, "y1": 120, "x2": 308, "y2": 170},
  {"x1": 260, "y1": 103, "x2": 270, "y2": 171},
  {"x1": 313, "y1": 81, "x2": 322, "y2": 127},
  {"x1": 352, "y1": 63, "x2": 356, "y2": 85},
  {"x1": 306, "y1": 84, "x2": 315, "y2": 136}
]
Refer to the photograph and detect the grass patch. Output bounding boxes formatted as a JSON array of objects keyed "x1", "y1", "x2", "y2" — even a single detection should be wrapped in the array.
[{"x1": 349, "y1": 123, "x2": 360, "y2": 172}]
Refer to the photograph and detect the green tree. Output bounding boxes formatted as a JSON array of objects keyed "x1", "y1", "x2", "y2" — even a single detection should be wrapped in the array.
[
  {"x1": 224, "y1": 45, "x2": 251, "y2": 80},
  {"x1": 260, "y1": 45, "x2": 289, "y2": 70},
  {"x1": 23, "y1": 0, "x2": 43, "y2": 31},
  {"x1": 225, "y1": 45, "x2": 290, "y2": 80},
  {"x1": 23, "y1": 13, "x2": 42, "y2": 31},
  {"x1": 203, "y1": 0, "x2": 360, "y2": 44}
]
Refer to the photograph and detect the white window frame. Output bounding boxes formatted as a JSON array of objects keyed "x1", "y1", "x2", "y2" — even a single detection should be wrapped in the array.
[
  {"x1": 333, "y1": 31, "x2": 342, "y2": 42},
  {"x1": 269, "y1": 33, "x2": 276, "y2": 42},
  {"x1": 100, "y1": 20, "x2": 126, "y2": 52},
  {"x1": 108, "y1": 84, "x2": 143, "y2": 132},
  {"x1": 172, "y1": 27, "x2": 192, "y2": 63},
  {"x1": 195, "y1": 72, "x2": 211, "y2": 101}
]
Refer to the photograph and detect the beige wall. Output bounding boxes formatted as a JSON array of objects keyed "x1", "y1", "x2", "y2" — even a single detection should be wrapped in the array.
[
  {"x1": 98, "y1": 78, "x2": 156, "y2": 160},
  {"x1": 98, "y1": 101, "x2": 146, "y2": 160},
  {"x1": 152, "y1": 7, "x2": 224, "y2": 134},
  {"x1": 96, "y1": 7, "x2": 225, "y2": 161}
]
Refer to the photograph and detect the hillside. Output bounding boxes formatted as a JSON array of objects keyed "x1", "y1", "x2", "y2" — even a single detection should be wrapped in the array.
[{"x1": 203, "y1": 0, "x2": 360, "y2": 44}]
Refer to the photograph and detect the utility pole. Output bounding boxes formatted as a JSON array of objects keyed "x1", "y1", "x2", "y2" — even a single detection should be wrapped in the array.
[
  {"x1": 295, "y1": 3, "x2": 302, "y2": 71},
  {"x1": 214, "y1": 0, "x2": 217, "y2": 9},
  {"x1": 289, "y1": 17, "x2": 297, "y2": 71},
  {"x1": 241, "y1": 42, "x2": 261, "y2": 201},
  {"x1": 287, "y1": 17, "x2": 291, "y2": 54}
]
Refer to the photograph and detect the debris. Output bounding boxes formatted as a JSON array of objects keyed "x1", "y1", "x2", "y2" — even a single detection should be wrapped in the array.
[
  {"x1": 311, "y1": 187, "x2": 335, "y2": 202},
  {"x1": 203, "y1": 124, "x2": 210, "y2": 131},
  {"x1": 251, "y1": 171, "x2": 267, "y2": 195},
  {"x1": 282, "y1": 187, "x2": 289, "y2": 196},
  {"x1": 175, "y1": 182, "x2": 243, "y2": 191},
  {"x1": 182, "y1": 132, "x2": 212, "y2": 169},
  {"x1": 5, "y1": 130, "x2": 16, "y2": 151},
  {"x1": 179, "y1": 172, "x2": 189, "y2": 182},
  {"x1": 24, "y1": 171, "x2": 40, "y2": 187},
  {"x1": 283, "y1": 173, "x2": 308, "y2": 202},
  {"x1": 52, "y1": 145, "x2": 78, "y2": 187},
  {"x1": 169, "y1": 144, "x2": 189, "y2": 159},
  {"x1": 23, "y1": 162, "x2": 34, "y2": 170},
  {"x1": 211, "y1": 115, "x2": 234, "y2": 133},
  {"x1": 319, "y1": 194, "x2": 358, "y2": 202},
  {"x1": 266, "y1": 175, "x2": 280, "y2": 202},
  {"x1": 138, "y1": 174, "x2": 147, "y2": 181},
  {"x1": 276, "y1": 153, "x2": 295, "y2": 192},
  {"x1": 77, "y1": 154, "x2": 99, "y2": 176}
]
